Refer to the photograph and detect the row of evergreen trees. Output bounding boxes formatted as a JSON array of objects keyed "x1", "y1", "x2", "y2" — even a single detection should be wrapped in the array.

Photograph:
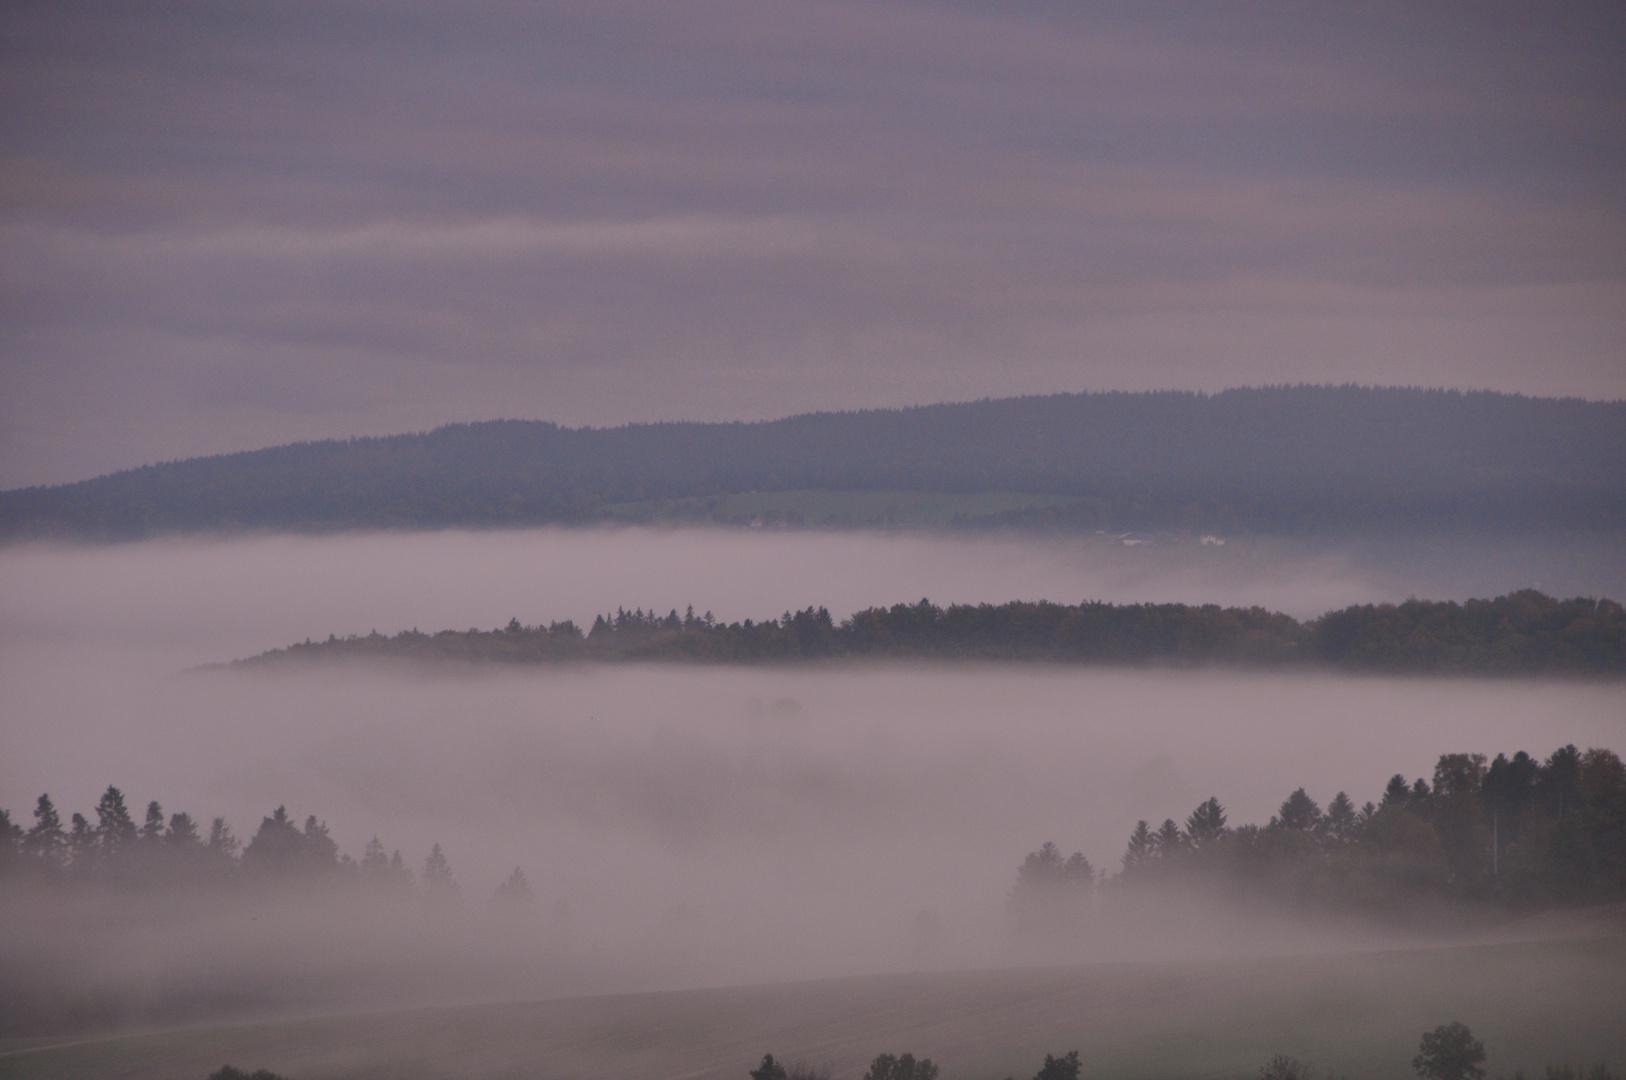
[
  {"x1": 246, "y1": 591, "x2": 1626, "y2": 674},
  {"x1": 0, "y1": 787, "x2": 539, "y2": 906},
  {"x1": 9, "y1": 742, "x2": 1620, "y2": 922},
  {"x1": 1013, "y1": 744, "x2": 1626, "y2": 924}
]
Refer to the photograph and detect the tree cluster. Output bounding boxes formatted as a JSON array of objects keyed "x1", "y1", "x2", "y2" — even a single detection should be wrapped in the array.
[
  {"x1": 1013, "y1": 743, "x2": 1626, "y2": 921},
  {"x1": 241, "y1": 591, "x2": 1626, "y2": 676},
  {"x1": 0, "y1": 786, "x2": 474, "y2": 905}
]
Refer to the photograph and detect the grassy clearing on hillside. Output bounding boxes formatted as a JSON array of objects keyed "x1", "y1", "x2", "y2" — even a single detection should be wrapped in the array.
[
  {"x1": 598, "y1": 490, "x2": 1086, "y2": 529},
  {"x1": 2, "y1": 936, "x2": 1622, "y2": 1080}
]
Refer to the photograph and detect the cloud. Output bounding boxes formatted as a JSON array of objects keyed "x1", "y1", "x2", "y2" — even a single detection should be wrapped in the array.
[{"x1": 2, "y1": 0, "x2": 1623, "y2": 483}]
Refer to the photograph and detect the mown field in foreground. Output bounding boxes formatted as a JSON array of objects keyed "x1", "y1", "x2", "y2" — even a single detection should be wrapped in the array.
[{"x1": 3, "y1": 935, "x2": 1623, "y2": 1080}]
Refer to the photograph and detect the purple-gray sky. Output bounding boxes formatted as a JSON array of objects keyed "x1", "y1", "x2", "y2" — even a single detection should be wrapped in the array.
[{"x1": 2, "y1": 0, "x2": 1623, "y2": 486}]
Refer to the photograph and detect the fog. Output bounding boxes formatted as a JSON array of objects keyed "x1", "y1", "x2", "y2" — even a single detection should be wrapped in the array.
[
  {"x1": 5, "y1": 526, "x2": 1624, "y2": 663},
  {"x1": 2, "y1": 527, "x2": 1623, "y2": 1031}
]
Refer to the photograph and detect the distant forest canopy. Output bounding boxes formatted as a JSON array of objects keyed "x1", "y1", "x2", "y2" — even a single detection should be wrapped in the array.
[
  {"x1": 1012, "y1": 743, "x2": 1626, "y2": 925},
  {"x1": 5, "y1": 743, "x2": 1620, "y2": 921},
  {"x1": 4, "y1": 386, "x2": 1624, "y2": 541},
  {"x1": 0, "y1": 785, "x2": 509, "y2": 906},
  {"x1": 0, "y1": 788, "x2": 536, "y2": 1037},
  {"x1": 237, "y1": 591, "x2": 1626, "y2": 676}
]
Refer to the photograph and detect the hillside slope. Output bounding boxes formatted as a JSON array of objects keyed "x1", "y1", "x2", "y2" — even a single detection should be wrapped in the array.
[{"x1": 3, "y1": 387, "x2": 1623, "y2": 541}]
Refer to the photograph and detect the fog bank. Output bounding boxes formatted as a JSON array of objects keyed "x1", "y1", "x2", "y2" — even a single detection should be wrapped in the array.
[
  {"x1": 4, "y1": 526, "x2": 1623, "y2": 664},
  {"x1": 2, "y1": 528, "x2": 1623, "y2": 1027}
]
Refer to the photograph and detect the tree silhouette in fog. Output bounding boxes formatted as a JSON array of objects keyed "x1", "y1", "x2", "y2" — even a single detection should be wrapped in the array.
[
  {"x1": 492, "y1": 867, "x2": 536, "y2": 915},
  {"x1": 0, "y1": 791, "x2": 474, "y2": 906},
  {"x1": 1413, "y1": 1022, "x2": 1486, "y2": 1080},
  {"x1": 1033, "y1": 1050, "x2": 1081, "y2": 1080},
  {"x1": 94, "y1": 786, "x2": 136, "y2": 857},
  {"x1": 864, "y1": 1052, "x2": 939, "y2": 1080},
  {"x1": 1258, "y1": 1055, "x2": 1315, "y2": 1080},
  {"x1": 1010, "y1": 842, "x2": 1093, "y2": 938},
  {"x1": 750, "y1": 1054, "x2": 787, "y2": 1080},
  {"x1": 240, "y1": 591, "x2": 1626, "y2": 676},
  {"x1": 1185, "y1": 797, "x2": 1227, "y2": 848},
  {"x1": 243, "y1": 806, "x2": 340, "y2": 878},
  {"x1": 1025, "y1": 742, "x2": 1626, "y2": 919}
]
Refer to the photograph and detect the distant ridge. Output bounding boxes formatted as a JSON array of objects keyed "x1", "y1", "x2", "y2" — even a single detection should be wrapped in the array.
[
  {"x1": 232, "y1": 591, "x2": 1626, "y2": 677},
  {"x1": 4, "y1": 386, "x2": 1624, "y2": 541}
]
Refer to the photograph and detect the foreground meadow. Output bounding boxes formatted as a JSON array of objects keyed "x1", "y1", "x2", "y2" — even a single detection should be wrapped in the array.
[{"x1": 3, "y1": 934, "x2": 1624, "y2": 1080}]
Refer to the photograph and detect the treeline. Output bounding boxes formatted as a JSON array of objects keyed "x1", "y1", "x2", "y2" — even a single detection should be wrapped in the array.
[
  {"x1": 239, "y1": 591, "x2": 1626, "y2": 675},
  {"x1": 754, "y1": 1028, "x2": 1617, "y2": 1080},
  {"x1": 1012, "y1": 744, "x2": 1626, "y2": 928},
  {"x1": 5, "y1": 387, "x2": 1624, "y2": 541},
  {"x1": 0, "y1": 786, "x2": 539, "y2": 909}
]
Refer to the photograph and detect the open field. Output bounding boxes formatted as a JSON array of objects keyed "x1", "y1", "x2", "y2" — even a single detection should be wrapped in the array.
[
  {"x1": 3, "y1": 935, "x2": 1623, "y2": 1080},
  {"x1": 598, "y1": 490, "x2": 1087, "y2": 530}
]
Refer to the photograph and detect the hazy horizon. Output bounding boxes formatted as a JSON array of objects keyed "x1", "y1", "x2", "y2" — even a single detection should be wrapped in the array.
[
  {"x1": 7, "y1": 383, "x2": 1626, "y2": 491},
  {"x1": 3, "y1": 2, "x2": 1623, "y2": 486},
  {"x1": 4, "y1": 527, "x2": 1623, "y2": 1025},
  {"x1": 3, "y1": 2, "x2": 1623, "y2": 1068}
]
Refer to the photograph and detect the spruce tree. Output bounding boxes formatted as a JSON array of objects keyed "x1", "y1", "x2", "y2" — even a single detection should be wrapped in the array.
[
  {"x1": 27, "y1": 794, "x2": 67, "y2": 866},
  {"x1": 1122, "y1": 821, "x2": 1153, "y2": 871},
  {"x1": 1185, "y1": 797, "x2": 1228, "y2": 847},
  {"x1": 423, "y1": 843, "x2": 458, "y2": 901},
  {"x1": 141, "y1": 801, "x2": 165, "y2": 845},
  {"x1": 1152, "y1": 818, "x2": 1186, "y2": 857},
  {"x1": 94, "y1": 786, "x2": 137, "y2": 857}
]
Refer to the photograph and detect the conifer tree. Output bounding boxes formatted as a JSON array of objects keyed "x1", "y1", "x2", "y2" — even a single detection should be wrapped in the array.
[
  {"x1": 141, "y1": 801, "x2": 166, "y2": 845},
  {"x1": 1185, "y1": 797, "x2": 1228, "y2": 847},
  {"x1": 165, "y1": 812, "x2": 201, "y2": 848},
  {"x1": 27, "y1": 794, "x2": 66, "y2": 866},
  {"x1": 207, "y1": 817, "x2": 240, "y2": 858},
  {"x1": 1323, "y1": 792, "x2": 1358, "y2": 845},
  {"x1": 1152, "y1": 818, "x2": 1187, "y2": 857},
  {"x1": 1063, "y1": 852, "x2": 1094, "y2": 884},
  {"x1": 68, "y1": 812, "x2": 96, "y2": 864},
  {"x1": 0, "y1": 807, "x2": 20, "y2": 871},
  {"x1": 94, "y1": 786, "x2": 137, "y2": 857},
  {"x1": 361, "y1": 836, "x2": 389, "y2": 874},
  {"x1": 423, "y1": 843, "x2": 458, "y2": 900},
  {"x1": 1122, "y1": 821, "x2": 1153, "y2": 871},
  {"x1": 1272, "y1": 788, "x2": 1322, "y2": 832},
  {"x1": 492, "y1": 867, "x2": 537, "y2": 913}
]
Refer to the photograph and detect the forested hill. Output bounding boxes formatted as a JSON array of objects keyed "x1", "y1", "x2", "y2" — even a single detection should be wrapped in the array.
[
  {"x1": 236, "y1": 591, "x2": 1626, "y2": 676},
  {"x1": 5, "y1": 386, "x2": 1625, "y2": 541}
]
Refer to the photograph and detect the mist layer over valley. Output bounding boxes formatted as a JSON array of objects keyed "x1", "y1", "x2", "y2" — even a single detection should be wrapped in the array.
[{"x1": 3, "y1": 528, "x2": 1623, "y2": 1043}]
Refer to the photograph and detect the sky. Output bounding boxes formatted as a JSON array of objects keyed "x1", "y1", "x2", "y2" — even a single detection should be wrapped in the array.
[{"x1": 2, "y1": 0, "x2": 1623, "y2": 486}]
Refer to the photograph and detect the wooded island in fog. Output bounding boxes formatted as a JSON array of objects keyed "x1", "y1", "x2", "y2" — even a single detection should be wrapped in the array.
[
  {"x1": 236, "y1": 591, "x2": 1625, "y2": 675},
  {"x1": 5, "y1": 387, "x2": 1624, "y2": 541}
]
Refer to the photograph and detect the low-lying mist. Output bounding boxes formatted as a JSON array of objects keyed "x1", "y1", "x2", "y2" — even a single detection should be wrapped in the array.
[
  {"x1": 2, "y1": 527, "x2": 1623, "y2": 1034},
  {"x1": 4, "y1": 526, "x2": 1623, "y2": 664}
]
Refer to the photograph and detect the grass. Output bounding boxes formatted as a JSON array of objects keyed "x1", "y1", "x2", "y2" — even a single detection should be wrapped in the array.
[
  {"x1": 2, "y1": 936, "x2": 1622, "y2": 1080},
  {"x1": 597, "y1": 489, "x2": 1085, "y2": 529}
]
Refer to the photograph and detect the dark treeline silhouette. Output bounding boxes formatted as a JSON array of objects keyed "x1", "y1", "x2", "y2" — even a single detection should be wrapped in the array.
[
  {"x1": 237, "y1": 591, "x2": 1626, "y2": 676},
  {"x1": 5, "y1": 387, "x2": 1624, "y2": 541},
  {"x1": 0, "y1": 786, "x2": 468, "y2": 904},
  {"x1": 0, "y1": 787, "x2": 566, "y2": 1038},
  {"x1": 1260, "y1": 1022, "x2": 1618, "y2": 1080},
  {"x1": 1011, "y1": 744, "x2": 1626, "y2": 929}
]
